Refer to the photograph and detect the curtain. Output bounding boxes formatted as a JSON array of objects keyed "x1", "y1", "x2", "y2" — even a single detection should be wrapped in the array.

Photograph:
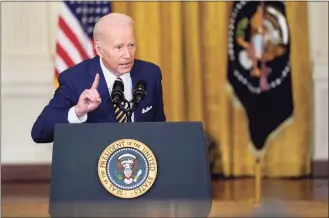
[{"x1": 111, "y1": 2, "x2": 311, "y2": 177}]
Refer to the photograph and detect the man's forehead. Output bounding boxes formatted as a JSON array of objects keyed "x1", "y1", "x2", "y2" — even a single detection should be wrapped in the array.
[
  {"x1": 98, "y1": 14, "x2": 133, "y2": 30},
  {"x1": 106, "y1": 27, "x2": 135, "y2": 40}
]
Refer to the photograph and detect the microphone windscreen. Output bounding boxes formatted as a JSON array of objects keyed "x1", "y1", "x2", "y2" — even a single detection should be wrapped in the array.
[
  {"x1": 136, "y1": 80, "x2": 147, "y2": 91},
  {"x1": 113, "y1": 78, "x2": 124, "y2": 92},
  {"x1": 111, "y1": 78, "x2": 124, "y2": 103},
  {"x1": 133, "y1": 80, "x2": 147, "y2": 103}
]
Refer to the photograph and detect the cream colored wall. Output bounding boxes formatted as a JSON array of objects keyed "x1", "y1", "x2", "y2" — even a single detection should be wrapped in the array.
[
  {"x1": 308, "y1": 2, "x2": 328, "y2": 65},
  {"x1": 308, "y1": 2, "x2": 328, "y2": 161},
  {"x1": 1, "y1": 2, "x2": 328, "y2": 164},
  {"x1": 1, "y1": 2, "x2": 60, "y2": 164}
]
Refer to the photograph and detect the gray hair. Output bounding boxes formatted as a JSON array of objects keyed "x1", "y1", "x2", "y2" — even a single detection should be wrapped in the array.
[{"x1": 93, "y1": 13, "x2": 134, "y2": 42}]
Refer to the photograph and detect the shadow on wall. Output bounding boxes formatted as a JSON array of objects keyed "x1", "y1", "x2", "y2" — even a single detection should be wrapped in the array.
[{"x1": 205, "y1": 132, "x2": 225, "y2": 180}]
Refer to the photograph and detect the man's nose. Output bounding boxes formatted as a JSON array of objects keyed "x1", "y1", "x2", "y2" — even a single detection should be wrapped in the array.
[{"x1": 122, "y1": 47, "x2": 131, "y2": 58}]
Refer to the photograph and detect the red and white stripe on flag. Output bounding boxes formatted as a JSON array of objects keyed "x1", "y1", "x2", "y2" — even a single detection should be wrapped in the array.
[{"x1": 54, "y1": 1, "x2": 111, "y2": 87}]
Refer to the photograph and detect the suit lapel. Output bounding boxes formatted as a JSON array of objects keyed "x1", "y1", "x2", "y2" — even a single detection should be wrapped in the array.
[
  {"x1": 130, "y1": 62, "x2": 140, "y2": 122},
  {"x1": 89, "y1": 56, "x2": 115, "y2": 122}
]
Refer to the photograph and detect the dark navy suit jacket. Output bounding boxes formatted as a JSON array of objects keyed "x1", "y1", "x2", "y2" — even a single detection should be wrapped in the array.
[{"x1": 31, "y1": 56, "x2": 166, "y2": 143}]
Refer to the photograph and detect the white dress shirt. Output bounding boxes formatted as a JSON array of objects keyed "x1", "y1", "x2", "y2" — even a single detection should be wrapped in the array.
[{"x1": 68, "y1": 58, "x2": 134, "y2": 123}]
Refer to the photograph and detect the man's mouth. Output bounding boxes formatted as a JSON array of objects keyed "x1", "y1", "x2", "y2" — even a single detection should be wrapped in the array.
[{"x1": 120, "y1": 62, "x2": 131, "y2": 66}]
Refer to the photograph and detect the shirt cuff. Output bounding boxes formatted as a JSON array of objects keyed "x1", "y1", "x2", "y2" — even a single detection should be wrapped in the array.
[{"x1": 68, "y1": 106, "x2": 87, "y2": 123}]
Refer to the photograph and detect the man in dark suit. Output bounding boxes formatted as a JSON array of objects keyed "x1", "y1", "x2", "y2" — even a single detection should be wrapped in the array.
[{"x1": 31, "y1": 13, "x2": 166, "y2": 143}]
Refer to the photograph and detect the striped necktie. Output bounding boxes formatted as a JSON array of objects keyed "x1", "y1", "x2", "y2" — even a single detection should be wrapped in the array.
[
  {"x1": 113, "y1": 77, "x2": 127, "y2": 123},
  {"x1": 114, "y1": 101, "x2": 127, "y2": 123}
]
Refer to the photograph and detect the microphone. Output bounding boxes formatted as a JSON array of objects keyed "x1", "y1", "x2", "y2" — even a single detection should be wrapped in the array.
[
  {"x1": 111, "y1": 78, "x2": 124, "y2": 104},
  {"x1": 133, "y1": 80, "x2": 147, "y2": 103}
]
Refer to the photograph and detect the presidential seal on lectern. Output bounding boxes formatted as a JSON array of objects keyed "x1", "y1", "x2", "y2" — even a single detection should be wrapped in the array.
[{"x1": 98, "y1": 139, "x2": 157, "y2": 198}]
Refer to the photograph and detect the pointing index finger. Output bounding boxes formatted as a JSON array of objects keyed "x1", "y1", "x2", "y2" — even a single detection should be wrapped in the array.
[{"x1": 91, "y1": 73, "x2": 99, "y2": 89}]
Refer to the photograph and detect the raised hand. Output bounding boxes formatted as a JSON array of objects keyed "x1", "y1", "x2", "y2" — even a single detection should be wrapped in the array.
[{"x1": 75, "y1": 74, "x2": 102, "y2": 117}]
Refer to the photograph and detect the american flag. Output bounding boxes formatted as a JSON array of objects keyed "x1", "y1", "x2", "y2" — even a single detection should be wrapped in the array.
[{"x1": 54, "y1": 1, "x2": 111, "y2": 87}]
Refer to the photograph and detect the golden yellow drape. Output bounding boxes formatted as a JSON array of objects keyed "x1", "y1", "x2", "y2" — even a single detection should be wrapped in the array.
[{"x1": 111, "y1": 2, "x2": 311, "y2": 177}]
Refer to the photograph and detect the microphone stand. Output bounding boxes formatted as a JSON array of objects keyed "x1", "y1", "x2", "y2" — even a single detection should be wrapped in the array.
[
  {"x1": 125, "y1": 100, "x2": 133, "y2": 123},
  {"x1": 116, "y1": 98, "x2": 140, "y2": 123}
]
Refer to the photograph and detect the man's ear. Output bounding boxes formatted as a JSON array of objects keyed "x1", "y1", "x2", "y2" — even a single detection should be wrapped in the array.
[{"x1": 94, "y1": 41, "x2": 103, "y2": 58}]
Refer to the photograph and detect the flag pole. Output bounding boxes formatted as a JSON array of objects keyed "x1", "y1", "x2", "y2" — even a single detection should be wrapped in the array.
[
  {"x1": 237, "y1": 0, "x2": 266, "y2": 207},
  {"x1": 254, "y1": 153, "x2": 263, "y2": 206},
  {"x1": 254, "y1": 0, "x2": 265, "y2": 206},
  {"x1": 237, "y1": 147, "x2": 264, "y2": 206}
]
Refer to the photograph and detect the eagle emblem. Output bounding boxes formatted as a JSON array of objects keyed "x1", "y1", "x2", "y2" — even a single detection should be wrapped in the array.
[
  {"x1": 115, "y1": 153, "x2": 142, "y2": 185},
  {"x1": 231, "y1": 1, "x2": 290, "y2": 93},
  {"x1": 98, "y1": 139, "x2": 157, "y2": 198}
]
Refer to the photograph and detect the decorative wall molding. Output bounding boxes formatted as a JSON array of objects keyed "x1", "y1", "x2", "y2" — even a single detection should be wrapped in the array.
[
  {"x1": 1, "y1": 2, "x2": 51, "y2": 56},
  {"x1": 1, "y1": 54, "x2": 55, "y2": 164},
  {"x1": 312, "y1": 160, "x2": 329, "y2": 178},
  {"x1": 307, "y1": 2, "x2": 328, "y2": 66},
  {"x1": 1, "y1": 82, "x2": 54, "y2": 98},
  {"x1": 312, "y1": 63, "x2": 328, "y2": 161},
  {"x1": 1, "y1": 164, "x2": 51, "y2": 182},
  {"x1": 2, "y1": 54, "x2": 55, "y2": 97},
  {"x1": 1, "y1": 94, "x2": 54, "y2": 164},
  {"x1": 308, "y1": 2, "x2": 328, "y2": 162},
  {"x1": 2, "y1": 54, "x2": 54, "y2": 76},
  {"x1": 1, "y1": 1, "x2": 61, "y2": 98},
  {"x1": 313, "y1": 64, "x2": 329, "y2": 81}
]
